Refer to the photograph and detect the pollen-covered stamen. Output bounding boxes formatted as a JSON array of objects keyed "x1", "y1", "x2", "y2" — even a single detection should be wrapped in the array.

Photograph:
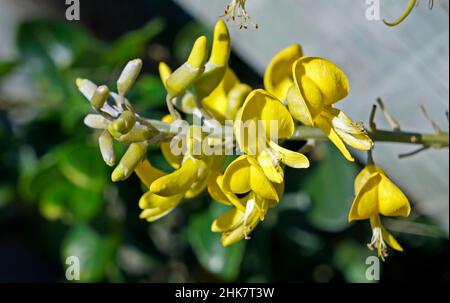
[
  {"x1": 221, "y1": 0, "x2": 258, "y2": 29},
  {"x1": 367, "y1": 226, "x2": 389, "y2": 261},
  {"x1": 243, "y1": 199, "x2": 256, "y2": 239},
  {"x1": 332, "y1": 115, "x2": 368, "y2": 135}
]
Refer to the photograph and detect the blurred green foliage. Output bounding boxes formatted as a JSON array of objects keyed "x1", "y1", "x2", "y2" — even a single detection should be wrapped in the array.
[{"x1": 0, "y1": 15, "x2": 448, "y2": 283}]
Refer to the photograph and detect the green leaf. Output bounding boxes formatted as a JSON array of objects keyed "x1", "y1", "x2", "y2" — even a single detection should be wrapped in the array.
[
  {"x1": 0, "y1": 60, "x2": 17, "y2": 79},
  {"x1": 304, "y1": 143, "x2": 359, "y2": 232},
  {"x1": 61, "y1": 224, "x2": 117, "y2": 282},
  {"x1": 333, "y1": 240, "x2": 375, "y2": 283},
  {"x1": 103, "y1": 18, "x2": 165, "y2": 65},
  {"x1": 188, "y1": 201, "x2": 245, "y2": 281},
  {"x1": 131, "y1": 75, "x2": 166, "y2": 110},
  {"x1": 39, "y1": 180, "x2": 103, "y2": 222}
]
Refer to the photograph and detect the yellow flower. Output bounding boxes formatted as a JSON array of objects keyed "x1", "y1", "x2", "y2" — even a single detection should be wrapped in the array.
[
  {"x1": 349, "y1": 164, "x2": 411, "y2": 259},
  {"x1": 235, "y1": 89, "x2": 310, "y2": 184},
  {"x1": 264, "y1": 44, "x2": 303, "y2": 101},
  {"x1": 285, "y1": 57, "x2": 373, "y2": 161},
  {"x1": 202, "y1": 68, "x2": 252, "y2": 122},
  {"x1": 208, "y1": 157, "x2": 283, "y2": 246}
]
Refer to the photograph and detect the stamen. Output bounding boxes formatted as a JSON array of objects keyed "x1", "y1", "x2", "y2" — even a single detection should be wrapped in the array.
[{"x1": 221, "y1": 0, "x2": 259, "y2": 29}]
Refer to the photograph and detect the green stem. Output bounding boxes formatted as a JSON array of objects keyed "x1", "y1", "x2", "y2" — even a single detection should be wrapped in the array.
[{"x1": 291, "y1": 126, "x2": 449, "y2": 148}]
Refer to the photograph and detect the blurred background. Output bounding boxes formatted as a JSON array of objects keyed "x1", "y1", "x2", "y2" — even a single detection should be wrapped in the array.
[{"x1": 0, "y1": 0, "x2": 448, "y2": 282}]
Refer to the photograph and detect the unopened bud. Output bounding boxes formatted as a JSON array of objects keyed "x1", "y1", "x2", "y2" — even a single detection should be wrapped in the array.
[
  {"x1": 117, "y1": 126, "x2": 158, "y2": 143},
  {"x1": 194, "y1": 21, "x2": 230, "y2": 98},
  {"x1": 99, "y1": 131, "x2": 115, "y2": 166},
  {"x1": 108, "y1": 111, "x2": 136, "y2": 138},
  {"x1": 158, "y1": 62, "x2": 172, "y2": 89},
  {"x1": 166, "y1": 36, "x2": 208, "y2": 98},
  {"x1": 91, "y1": 85, "x2": 110, "y2": 111},
  {"x1": 76, "y1": 78, "x2": 97, "y2": 100},
  {"x1": 117, "y1": 59, "x2": 143, "y2": 95},
  {"x1": 84, "y1": 114, "x2": 109, "y2": 129},
  {"x1": 111, "y1": 142, "x2": 148, "y2": 182}
]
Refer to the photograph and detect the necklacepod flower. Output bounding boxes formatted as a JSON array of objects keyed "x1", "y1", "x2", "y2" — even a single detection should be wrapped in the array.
[
  {"x1": 264, "y1": 44, "x2": 303, "y2": 102},
  {"x1": 286, "y1": 57, "x2": 374, "y2": 161},
  {"x1": 348, "y1": 164, "x2": 411, "y2": 260},
  {"x1": 235, "y1": 89, "x2": 310, "y2": 184},
  {"x1": 208, "y1": 162, "x2": 283, "y2": 246}
]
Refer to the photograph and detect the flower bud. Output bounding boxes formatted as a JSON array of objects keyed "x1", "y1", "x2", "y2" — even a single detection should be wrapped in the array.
[
  {"x1": 111, "y1": 142, "x2": 148, "y2": 182},
  {"x1": 194, "y1": 21, "x2": 231, "y2": 98},
  {"x1": 84, "y1": 114, "x2": 109, "y2": 129},
  {"x1": 108, "y1": 111, "x2": 136, "y2": 138},
  {"x1": 166, "y1": 36, "x2": 208, "y2": 98},
  {"x1": 99, "y1": 130, "x2": 115, "y2": 166},
  {"x1": 76, "y1": 78, "x2": 97, "y2": 100},
  {"x1": 117, "y1": 126, "x2": 158, "y2": 143},
  {"x1": 158, "y1": 62, "x2": 172, "y2": 89},
  {"x1": 117, "y1": 59, "x2": 143, "y2": 95},
  {"x1": 91, "y1": 85, "x2": 110, "y2": 111}
]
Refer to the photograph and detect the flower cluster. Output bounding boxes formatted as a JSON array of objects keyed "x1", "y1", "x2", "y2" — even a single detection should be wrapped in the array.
[{"x1": 77, "y1": 21, "x2": 411, "y2": 258}]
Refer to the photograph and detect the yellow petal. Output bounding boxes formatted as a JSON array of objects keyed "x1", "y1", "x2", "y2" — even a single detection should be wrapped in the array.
[
  {"x1": 378, "y1": 173, "x2": 411, "y2": 217},
  {"x1": 160, "y1": 114, "x2": 183, "y2": 169},
  {"x1": 381, "y1": 226, "x2": 404, "y2": 252},
  {"x1": 250, "y1": 163, "x2": 279, "y2": 201},
  {"x1": 354, "y1": 164, "x2": 379, "y2": 195},
  {"x1": 257, "y1": 151, "x2": 284, "y2": 184},
  {"x1": 158, "y1": 62, "x2": 172, "y2": 89},
  {"x1": 222, "y1": 155, "x2": 252, "y2": 194},
  {"x1": 323, "y1": 108, "x2": 373, "y2": 151},
  {"x1": 269, "y1": 141, "x2": 310, "y2": 169},
  {"x1": 139, "y1": 191, "x2": 184, "y2": 222},
  {"x1": 264, "y1": 44, "x2": 303, "y2": 101},
  {"x1": 150, "y1": 157, "x2": 199, "y2": 196},
  {"x1": 211, "y1": 208, "x2": 245, "y2": 232},
  {"x1": 348, "y1": 174, "x2": 381, "y2": 221},
  {"x1": 315, "y1": 115, "x2": 355, "y2": 162},
  {"x1": 235, "y1": 89, "x2": 294, "y2": 154},
  {"x1": 286, "y1": 84, "x2": 314, "y2": 126},
  {"x1": 293, "y1": 57, "x2": 350, "y2": 108},
  {"x1": 208, "y1": 172, "x2": 232, "y2": 205},
  {"x1": 184, "y1": 159, "x2": 210, "y2": 199},
  {"x1": 134, "y1": 160, "x2": 166, "y2": 188},
  {"x1": 202, "y1": 68, "x2": 239, "y2": 122}
]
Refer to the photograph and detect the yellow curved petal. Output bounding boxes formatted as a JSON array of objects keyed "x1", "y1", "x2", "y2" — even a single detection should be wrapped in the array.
[
  {"x1": 211, "y1": 208, "x2": 245, "y2": 232},
  {"x1": 378, "y1": 174, "x2": 411, "y2": 217},
  {"x1": 264, "y1": 44, "x2": 303, "y2": 101},
  {"x1": 208, "y1": 172, "x2": 232, "y2": 205},
  {"x1": 348, "y1": 174, "x2": 381, "y2": 221},
  {"x1": 134, "y1": 159, "x2": 166, "y2": 188},
  {"x1": 257, "y1": 151, "x2": 284, "y2": 184},
  {"x1": 286, "y1": 84, "x2": 314, "y2": 126},
  {"x1": 202, "y1": 68, "x2": 240, "y2": 122},
  {"x1": 250, "y1": 163, "x2": 279, "y2": 202},
  {"x1": 184, "y1": 159, "x2": 210, "y2": 199},
  {"x1": 158, "y1": 62, "x2": 172, "y2": 89},
  {"x1": 150, "y1": 157, "x2": 199, "y2": 196},
  {"x1": 315, "y1": 115, "x2": 355, "y2": 162},
  {"x1": 354, "y1": 164, "x2": 379, "y2": 195},
  {"x1": 160, "y1": 115, "x2": 183, "y2": 169},
  {"x1": 381, "y1": 226, "x2": 404, "y2": 252},
  {"x1": 293, "y1": 57, "x2": 350, "y2": 108},
  {"x1": 323, "y1": 108, "x2": 373, "y2": 151},
  {"x1": 220, "y1": 209, "x2": 260, "y2": 247},
  {"x1": 269, "y1": 141, "x2": 310, "y2": 169},
  {"x1": 236, "y1": 89, "x2": 294, "y2": 153},
  {"x1": 222, "y1": 155, "x2": 252, "y2": 194}
]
